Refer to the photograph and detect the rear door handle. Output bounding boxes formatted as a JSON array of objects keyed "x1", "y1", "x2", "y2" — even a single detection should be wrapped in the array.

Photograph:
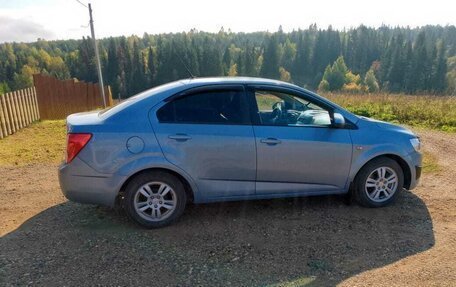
[
  {"x1": 168, "y1": 134, "x2": 192, "y2": 141},
  {"x1": 260, "y1": 138, "x2": 281, "y2": 145}
]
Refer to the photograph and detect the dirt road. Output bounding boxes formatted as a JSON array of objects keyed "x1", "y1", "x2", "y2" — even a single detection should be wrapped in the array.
[{"x1": 1, "y1": 129, "x2": 455, "y2": 286}]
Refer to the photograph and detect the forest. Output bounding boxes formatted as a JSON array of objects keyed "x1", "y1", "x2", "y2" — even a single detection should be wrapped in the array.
[{"x1": 0, "y1": 24, "x2": 456, "y2": 98}]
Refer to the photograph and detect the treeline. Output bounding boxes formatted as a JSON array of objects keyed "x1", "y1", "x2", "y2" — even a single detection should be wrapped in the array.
[{"x1": 1, "y1": 25, "x2": 456, "y2": 97}]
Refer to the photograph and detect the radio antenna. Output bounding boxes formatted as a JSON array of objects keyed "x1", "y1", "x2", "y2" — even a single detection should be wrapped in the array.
[{"x1": 178, "y1": 54, "x2": 196, "y2": 79}]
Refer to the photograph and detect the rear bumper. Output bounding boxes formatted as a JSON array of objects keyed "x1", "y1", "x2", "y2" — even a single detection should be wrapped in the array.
[{"x1": 58, "y1": 158, "x2": 127, "y2": 207}]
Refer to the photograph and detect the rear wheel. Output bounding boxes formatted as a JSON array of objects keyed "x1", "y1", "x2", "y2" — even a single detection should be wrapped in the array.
[
  {"x1": 124, "y1": 171, "x2": 186, "y2": 228},
  {"x1": 353, "y1": 157, "x2": 404, "y2": 207}
]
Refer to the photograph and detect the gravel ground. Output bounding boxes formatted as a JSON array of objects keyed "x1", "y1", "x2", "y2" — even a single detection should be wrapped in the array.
[{"x1": 0, "y1": 129, "x2": 455, "y2": 286}]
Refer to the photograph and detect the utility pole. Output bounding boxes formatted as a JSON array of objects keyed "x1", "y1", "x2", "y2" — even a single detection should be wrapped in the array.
[{"x1": 88, "y1": 3, "x2": 106, "y2": 108}]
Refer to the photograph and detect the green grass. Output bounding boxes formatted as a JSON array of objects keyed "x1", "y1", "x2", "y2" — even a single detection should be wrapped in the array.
[
  {"x1": 323, "y1": 93, "x2": 456, "y2": 132},
  {"x1": 0, "y1": 120, "x2": 66, "y2": 166}
]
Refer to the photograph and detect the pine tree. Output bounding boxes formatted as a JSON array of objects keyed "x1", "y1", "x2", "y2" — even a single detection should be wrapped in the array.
[
  {"x1": 222, "y1": 46, "x2": 231, "y2": 75},
  {"x1": 365, "y1": 68, "x2": 380, "y2": 93},
  {"x1": 386, "y1": 34, "x2": 406, "y2": 92},
  {"x1": 147, "y1": 46, "x2": 157, "y2": 87},
  {"x1": 432, "y1": 40, "x2": 447, "y2": 93},
  {"x1": 243, "y1": 45, "x2": 256, "y2": 76},
  {"x1": 106, "y1": 38, "x2": 119, "y2": 96},
  {"x1": 408, "y1": 31, "x2": 428, "y2": 93},
  {"x1": 129, "y1": 40, "x2": 147, "y2": 95},
  {"x1": 292, "y1": 32, "x2": 311, "y2": 86},
  {"x1": 260, "y1": 34, "x2": 280, "y2": 79},
  {"x1": 200, "y1": 38, "x2": 222, "y2": 77}
]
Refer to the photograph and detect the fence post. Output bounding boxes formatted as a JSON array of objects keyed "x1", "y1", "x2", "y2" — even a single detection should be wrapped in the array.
[
  {"x1": 1, "y1": 94, "x2": 11, "y2": 135},
  {"x1": 19, "y1": 90, "x2": 28, "y2": 127},
  {"x1": 32, "y1": 87, "x2": 40, "y2": 120},
  {"x1": 24, "y1": 89, "x2": 33, "y2": 124},
  {"x1": 8, "y1": 92, "x2": 19, "y2": 131},
  {"x1": 28, "y1": 88, "x2": 37, "y2": 121},
  {"x1": 14, "y1": 91, "x2": 24, "y2": 128},
  {"x1": 24, "y1": 88, "x2": 32, "y2": 123},
  {"x1": 0, "y1": 95, "x2": 5, "y2": 139},
  {"x1": 5, "y1": 93, "x2": 16, "y2": 133},
  {"x1": 18, "y1": 89, "x2": 28, "y2": 126},
  {"x1": 21, "y1": 89, "x2": 29, "y2": 125}
]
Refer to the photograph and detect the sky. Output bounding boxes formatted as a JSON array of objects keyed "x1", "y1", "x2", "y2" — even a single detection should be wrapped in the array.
[{"x1": 0, "y1": 0, "x2": 455, "y2": 43}]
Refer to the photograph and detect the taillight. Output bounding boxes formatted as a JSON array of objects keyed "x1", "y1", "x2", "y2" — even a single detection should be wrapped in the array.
[{"x1": 66, "y1": 133, "x2": 92, "y2": 163}]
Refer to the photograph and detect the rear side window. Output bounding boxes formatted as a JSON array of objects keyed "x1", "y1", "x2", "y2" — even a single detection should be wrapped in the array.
[{"x1": 157, "y1": 89, "x2": 250, "y2": 124}]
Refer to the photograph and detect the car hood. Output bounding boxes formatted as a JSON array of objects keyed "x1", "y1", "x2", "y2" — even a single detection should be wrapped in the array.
[{"x1": 359, "y1": 116, "x2": 417, "y2": 138}]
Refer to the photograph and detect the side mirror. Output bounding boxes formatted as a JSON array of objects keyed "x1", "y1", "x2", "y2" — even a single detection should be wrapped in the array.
[{"x1": 332, "y1": 112, "x2": 346, "y2": 128}]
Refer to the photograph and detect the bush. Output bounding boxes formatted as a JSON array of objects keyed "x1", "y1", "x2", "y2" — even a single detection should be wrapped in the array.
[{"x1": 341, "y1": 82, "x2": 365, "y2": 94}]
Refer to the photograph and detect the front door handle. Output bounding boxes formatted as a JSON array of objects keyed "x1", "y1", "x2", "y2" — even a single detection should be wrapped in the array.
[
  {"x1": 168, "y1": 134, "x2": 192, "y2": 141},
  {"x1": 260, "y1": 138, "x2": 281, "y2": 145}
]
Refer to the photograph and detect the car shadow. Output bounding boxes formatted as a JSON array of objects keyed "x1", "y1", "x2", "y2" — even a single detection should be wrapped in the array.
[{"x1": 1, "y1": 190, "x2": 434, "y2": 286}]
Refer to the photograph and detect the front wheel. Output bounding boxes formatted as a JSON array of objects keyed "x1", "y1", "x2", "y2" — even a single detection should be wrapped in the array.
[
  {"x1": 124, "y1": 171, "x2": 187, "y2": 228},
  {"x1": 353, "y1": 157, "x2": 404, "y2": 207}
]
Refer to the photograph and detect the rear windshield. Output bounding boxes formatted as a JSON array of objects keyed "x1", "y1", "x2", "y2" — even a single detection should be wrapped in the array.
[{"x1": 99, "y1": 81, "x2": 184, "y2": 118}]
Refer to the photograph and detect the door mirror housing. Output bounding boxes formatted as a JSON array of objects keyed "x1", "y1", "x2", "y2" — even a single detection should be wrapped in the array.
[{"x1": 332, "y1": 112, "x2": 346, "y2": 128}]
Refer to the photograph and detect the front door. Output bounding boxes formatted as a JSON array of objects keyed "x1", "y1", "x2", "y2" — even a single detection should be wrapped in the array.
[
  {"x1": 151, "y1": 86, "x2": 256, "y2": 200},
  {"x1": 250, "y1": 87, "x2": 353, "y2": 195}
]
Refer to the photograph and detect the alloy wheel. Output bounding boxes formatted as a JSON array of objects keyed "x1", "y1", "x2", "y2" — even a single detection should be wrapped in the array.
[
  {"x1": 364, "y1": 167, "x2": 398, "y2": 203},
  {"x1": 134, "y1": 181, "x2": 177, "y2": 222}
]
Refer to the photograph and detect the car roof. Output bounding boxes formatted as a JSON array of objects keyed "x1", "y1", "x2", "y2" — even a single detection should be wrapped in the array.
[
  {"x1": 122, "y1": 77, "x2": 304, "y2": 106},
  {"x1": 177, "y1": 76, "x2": 296, "y2": 87}
]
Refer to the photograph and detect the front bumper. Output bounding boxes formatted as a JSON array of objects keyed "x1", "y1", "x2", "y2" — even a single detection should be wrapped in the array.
[
  {"x1": 406, "y1": 151, "x2": 422, "y2": 190},
  {"x1": 58, "y1": 157, "x2": 127, "y2": 207}
]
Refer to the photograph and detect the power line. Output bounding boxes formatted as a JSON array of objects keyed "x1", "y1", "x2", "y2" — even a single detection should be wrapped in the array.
[{"x1": 75, "y1": 0, "x2": 88, "y2": 8}]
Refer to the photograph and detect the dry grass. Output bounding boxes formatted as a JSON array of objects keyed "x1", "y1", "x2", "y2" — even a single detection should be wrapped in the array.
[
  {"x1": 323, "y1": 93, "x2": 456, "y2": 132},
  {"x1": 422, "y1": 150, "x2": 440, "y2": 173},
  {"x1": 0, "y1": 120, "x2": 66, "y2": 166}
]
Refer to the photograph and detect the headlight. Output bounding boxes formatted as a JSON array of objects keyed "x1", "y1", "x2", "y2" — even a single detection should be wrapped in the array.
[{"x1": 410, "y1": 138, "x2": 420, "y2": 151}]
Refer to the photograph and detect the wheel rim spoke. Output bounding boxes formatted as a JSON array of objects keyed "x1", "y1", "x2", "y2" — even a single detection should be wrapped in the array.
[
  {"x1": 160, "y1": 186, "x2": 171, "y2": 197},
  {"x1": 378, "y1": 167, "x2": 385, "y2": 179},
  {"x1": 372, "y1": 189, "x2": 381, "y2": 200},
  {"x1": 162, "y1": 200, "x2": 174, "y2": 209},
  {"x1": 366, "y1": 178, "x2": 377, "y2": 187},
  {"x1": 139, "y1": 204, "x2": 150, "y2": 212},
  {"x1": 137, "y1": 201, "x2": 148, "y2": 208},
  {"x1": 386, "y1": 176, "x2": 397, "y2": 184},
  {"x1": 139, "y1": 187, "x2": 151, "y2": 198}
]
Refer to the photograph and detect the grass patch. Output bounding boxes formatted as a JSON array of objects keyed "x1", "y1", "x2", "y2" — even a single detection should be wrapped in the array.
[
  {"x1": 323, "y1": 93, "x2": 456, "y2": 132},
  {"x1": 0, "y1": 120, "x2": 66, "y2": 166},
  {"x1": 422, "y1": 150, "x2": 441, "y2": 173}
]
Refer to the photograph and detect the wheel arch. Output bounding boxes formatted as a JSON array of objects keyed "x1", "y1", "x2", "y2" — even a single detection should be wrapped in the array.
[
  {"x1": 117, "y1": 167, "x2": 196, "y2": 205},
  {"x1": 351, "y1": 154, "x2": 412, "y2": 189}
]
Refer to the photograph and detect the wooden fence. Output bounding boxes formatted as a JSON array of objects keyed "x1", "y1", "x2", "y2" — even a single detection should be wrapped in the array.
[
  {"x1": 0, "y1": 87, "x2": 40, "y2": 139},
  {"x1": 33, "y1": 74, "x2": 113, "y2": 120}
]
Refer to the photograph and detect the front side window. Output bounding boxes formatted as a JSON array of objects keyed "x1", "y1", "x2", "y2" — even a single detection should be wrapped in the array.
[
  {"x1": 254, "y1": 90, "x2": 331, "y2": 127},
  {"x1": 157, "y1": 89, "x2": 249, "y2": 124}
]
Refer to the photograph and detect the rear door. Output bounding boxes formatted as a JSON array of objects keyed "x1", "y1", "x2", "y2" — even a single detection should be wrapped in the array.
[
  {"x1": 150, "y1": 85, "x2": 256, "y2": 200},
  {"x1": 249, "y1": 86, "x2": 353, "y2": 195}
]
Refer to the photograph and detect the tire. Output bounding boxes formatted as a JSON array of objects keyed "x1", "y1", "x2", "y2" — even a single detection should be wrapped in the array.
[
  {"x1": 353, "y1": 157, "x2": 404, "y2": 208},
  {"x1": 124, "y1": 171, "x2": 187, "y2": 228}
]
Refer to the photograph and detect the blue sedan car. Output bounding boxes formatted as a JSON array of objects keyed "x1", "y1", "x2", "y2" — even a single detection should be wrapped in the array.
[{"x1": 59, "y1": 77, "x2": 422, "y2": 228}]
